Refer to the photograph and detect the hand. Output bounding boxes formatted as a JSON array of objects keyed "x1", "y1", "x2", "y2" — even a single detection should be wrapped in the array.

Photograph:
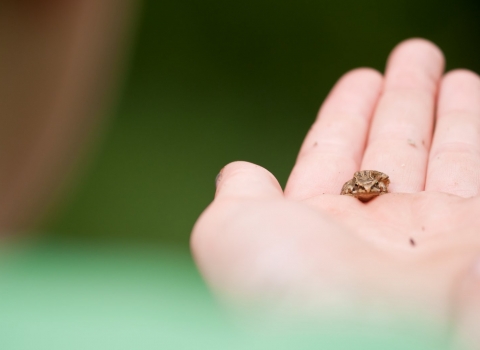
[{"x1": 191, "y1": 39, "x2": 480, "y2": 333}]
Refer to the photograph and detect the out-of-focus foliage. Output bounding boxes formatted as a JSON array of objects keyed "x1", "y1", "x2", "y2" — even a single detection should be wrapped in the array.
[{"x1": 46, "y1": 0, "x2": 480, "y2": 246}]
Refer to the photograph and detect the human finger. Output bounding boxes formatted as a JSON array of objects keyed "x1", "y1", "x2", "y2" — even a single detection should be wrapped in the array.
[
  {"x1": 426, "y1": 70, "x2": 480, "y2": 197},
  {"x1": 213, "y1": 161, "x2": 283, "y2": 200},
  {"x1": 285, "y1": 68, "x2": 383, "y2": 200},
  {"x1": 192, "y1": 161, "x2": 285, "y2": 294},
  {"x1": 361, "y1": 39, "x2": 445, "y2": 193}
]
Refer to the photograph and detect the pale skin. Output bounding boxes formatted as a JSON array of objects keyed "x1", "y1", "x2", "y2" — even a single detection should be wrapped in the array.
[{"x1": 191, "y1": 39, "x2": 480, "y2": 346}]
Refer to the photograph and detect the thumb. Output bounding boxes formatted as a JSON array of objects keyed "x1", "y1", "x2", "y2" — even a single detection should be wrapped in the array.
[{"x1": 214, "y1": 161, "x2": 283, "y2": 200}]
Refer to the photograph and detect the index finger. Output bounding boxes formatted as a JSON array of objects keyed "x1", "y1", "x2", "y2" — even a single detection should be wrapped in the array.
[{"x1": 285, "y1": 68, "x2": 383, "y2": 200}]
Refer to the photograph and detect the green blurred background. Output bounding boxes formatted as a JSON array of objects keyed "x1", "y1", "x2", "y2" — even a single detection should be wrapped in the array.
[{"x1": 45, "y1": 0, "x2": 480, "y2": 247}]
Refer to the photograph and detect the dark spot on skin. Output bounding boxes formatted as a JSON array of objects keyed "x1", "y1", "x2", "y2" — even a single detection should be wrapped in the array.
[
  {"x1": 421, "y1": 226, "x2": 425, "y2": 231},
  {"x1": 421, "y1": 140, "x2": 425, "y2": 146},
  {"x1": 409, "y1": 238, "x2": 416, "y2": 247},
  {"x1": 407, "y1": 138, "x2": 417, "y2": 148}
]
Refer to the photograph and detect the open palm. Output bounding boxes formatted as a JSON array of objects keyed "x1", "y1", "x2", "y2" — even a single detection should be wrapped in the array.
[{"x1": 192, "y1": 39, "x2": 480, "y2": 333}]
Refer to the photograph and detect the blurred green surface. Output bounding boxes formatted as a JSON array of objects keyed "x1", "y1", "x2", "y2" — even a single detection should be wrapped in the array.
[
  {"x1": 0, "y1": 245, "x2": 447, "y2": 350},
  {"x1": 45, "y1": 0, "x2": 480, "y2": 246}
]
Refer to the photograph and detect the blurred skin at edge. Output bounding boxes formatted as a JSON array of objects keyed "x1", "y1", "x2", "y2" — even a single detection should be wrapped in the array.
[{"x1": 0, "y1": 0, "x2": 138, "y2": 233}]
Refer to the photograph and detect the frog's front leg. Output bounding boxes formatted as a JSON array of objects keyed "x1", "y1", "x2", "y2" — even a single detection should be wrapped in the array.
[
  {"x1": 340, "y1": 178, "x2": 356, "y2": 195},
  {"x1": 378, "y1": 181, "x2": 388, "y2": 193}
]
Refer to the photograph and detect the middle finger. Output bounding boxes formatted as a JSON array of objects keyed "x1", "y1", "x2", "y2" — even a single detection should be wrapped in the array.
[{"x1": 361, "y1": 39, "x2": 445, "y2": 193}]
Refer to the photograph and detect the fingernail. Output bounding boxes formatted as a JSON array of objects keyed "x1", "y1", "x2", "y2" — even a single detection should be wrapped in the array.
[{"x1": 215, "y1": 168, "x2": 224, "y2": 188}]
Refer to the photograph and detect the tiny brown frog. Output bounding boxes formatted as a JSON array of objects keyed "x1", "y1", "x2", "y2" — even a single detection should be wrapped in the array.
[{"x1": 340, "y1": 170, "x2": 390, "y2": 202}]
